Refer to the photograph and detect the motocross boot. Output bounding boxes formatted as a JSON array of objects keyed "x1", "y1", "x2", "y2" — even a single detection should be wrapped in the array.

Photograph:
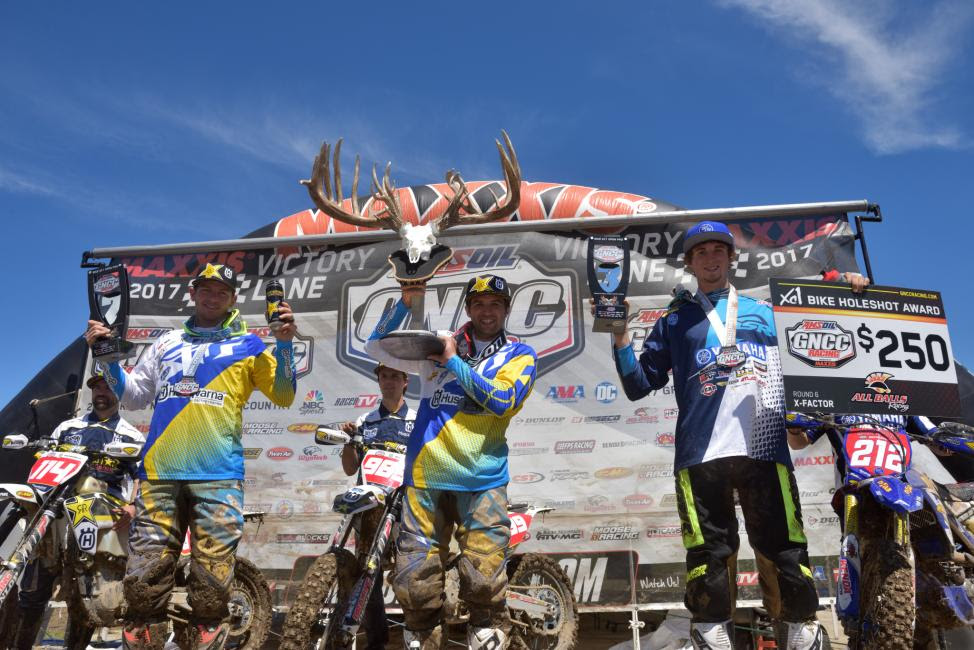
[
  {"x1": 780, "y1": 620, "x2": 825, "y2": 650},
  {"x1": 467, "y1": 626, "x2": 508, "y2": 650},
  {"x1": 188, "y1": 621, "x2": 230, "y2": 650},
  {"x1": 10, "y1": 606, "x2": 45, "y2": 650},
  {"x1": 121, "y1": 620, "x2": 169, "y2": 650},
  {"x1": 690, "y1": 620, "x2": 735, "y2": 650},
  {"x1": 403, "y1": 625, "x2": 446, "y2": 650}
]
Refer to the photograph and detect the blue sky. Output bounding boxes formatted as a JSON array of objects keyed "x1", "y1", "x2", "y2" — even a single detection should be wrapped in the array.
[{"x1": 1, "y1": 1, "x2": 972, "y2": 407}]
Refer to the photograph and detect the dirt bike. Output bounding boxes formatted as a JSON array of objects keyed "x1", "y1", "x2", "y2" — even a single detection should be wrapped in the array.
[
  {"x1": 788, "y1": 413, "x2": 974, "y2": 649},
  {"x1": 0, "y1": 433, "x2": 271, "y2": 649},
  {"x1": 281, "y1": 426, "x2": 578, "y2": 650},
  {"x1": 0, "y1": 431, "x2": 143, "y2": 648}
]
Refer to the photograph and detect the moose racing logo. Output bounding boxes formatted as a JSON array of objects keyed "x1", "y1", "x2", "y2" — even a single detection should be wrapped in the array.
[
  {"x1": 786, "y1": 319, "x2": 856, "y2": 368},
  {"x1": 338, "y1": 252, "x2": 582, "y2": 389}
]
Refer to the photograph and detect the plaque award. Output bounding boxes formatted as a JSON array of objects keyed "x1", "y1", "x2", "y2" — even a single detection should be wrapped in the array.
[
  {"x1": 588, "y1": 236, "x2": 630, "y2": 333},
  {"x1": 87, "y1": 264, "x2": 134, "y2": 361},
  {"x1": 301, "y1": 132, "x2": 521, "y2": 360}
]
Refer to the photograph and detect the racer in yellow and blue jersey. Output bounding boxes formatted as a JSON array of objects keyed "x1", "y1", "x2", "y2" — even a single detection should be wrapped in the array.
[
  {"x1": 85, "y1": 263, "x2": 297, "y2": 650},
  {"x1": 365, "y1": 273, "x2": 536, "y2": 650}
]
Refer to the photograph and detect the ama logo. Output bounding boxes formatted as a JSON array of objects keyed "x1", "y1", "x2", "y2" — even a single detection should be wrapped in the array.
[
  {"x1": 546, "y1": 385, "x2": 585, "y2": 403},
  {"x1": 299, "y1": 389, "x2": 326, "y2": 416}
]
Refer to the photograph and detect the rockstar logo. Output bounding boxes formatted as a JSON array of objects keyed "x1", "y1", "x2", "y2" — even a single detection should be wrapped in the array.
[
  {"x1": 65, "y1": 498, "x2": 94, "y2": 526},
  {"x1": 198, "y1": 263, "x2": 225, "y2": 280},
  {"x1": 471, "y1": 276, "x2": 492, "y2": 292}
]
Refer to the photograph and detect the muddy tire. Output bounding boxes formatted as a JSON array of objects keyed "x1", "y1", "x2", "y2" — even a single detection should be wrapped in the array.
[
  {"x1": 0, "y1": 586, "x2": 18, "y2": 646},
  {"x1": 280, "y1": 549, "x2": 355, "y2": 650},
  {"x1": 226, "y1": 558, "x2": 272, "y2": 650},
  {"x1": 508, "y1": 554, "x2": 578, "y2": 650},
  {"x1": 849, "y1": 509, "x2": 914, "y2": 650}
]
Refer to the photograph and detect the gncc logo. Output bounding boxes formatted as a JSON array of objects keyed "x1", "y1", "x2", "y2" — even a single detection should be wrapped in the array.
[{"x1": 338, "y1": 255, "x2": 583, "y2": 393}]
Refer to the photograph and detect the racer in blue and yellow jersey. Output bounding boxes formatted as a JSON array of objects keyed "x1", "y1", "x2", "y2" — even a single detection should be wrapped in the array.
[
  {"x1": 365, "y1": 273, "x2": 536, "y2": 650},
  {"x1": 85, "y1": 263, "x2": 297, "y2": 650}
]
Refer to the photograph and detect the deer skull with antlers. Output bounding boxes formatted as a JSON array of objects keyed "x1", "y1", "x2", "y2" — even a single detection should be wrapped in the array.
[{"x1": 300, "y1": 132, "x2": 521, "y2": 265}]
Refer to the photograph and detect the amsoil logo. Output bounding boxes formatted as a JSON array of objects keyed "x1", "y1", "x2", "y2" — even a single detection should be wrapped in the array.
[
  {"x1": 339, "y1": 258, "x2": 583, "y2": 394},
  {"x1": 334, "y1": 394, "x2": 380, "y2": 408},
  {"x1": 266, "y1": 447, "x2": 294, "y2": 460},
  {"x1": 545, "y1": 385, "x2": 585, "y2": 403},
  {"x1": 555, "y1": 440, "x2": 596, "y2": 454},
  {"x1": 591, "y1": 525, "x2": 639, "y2": 541},
  {"x1": 786, "y1": 320, "x2": 856, "y2": 369},
  {"x1": 299, "y1": 390, "x2": 326, "y2": 415}
]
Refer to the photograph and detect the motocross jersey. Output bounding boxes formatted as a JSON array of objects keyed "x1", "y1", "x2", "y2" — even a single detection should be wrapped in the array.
[
  {"x1": 365, "y1": 299, "x2": 537, "y2": 491},
  {"x1": 355, "y1": 402, "x2": 416, "y2": 448},
  {"x1": 614, "y1": 286, "x2": 790, "y2": 471},
  {"x1": 100, "y1": 310, "x2": 296, "y2": 481},
  {"x1": 51, "y1": 412, "x2": 144, "y2": 497}
]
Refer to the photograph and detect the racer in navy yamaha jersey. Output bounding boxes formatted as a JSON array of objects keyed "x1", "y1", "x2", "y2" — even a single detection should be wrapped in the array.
[
  {"x1": 609, "y1": 221, "x2": 830, "y2": 650},
  {"x1": 84, "y1": 263, "x2": 298, "y2": 650},
  {"x1": 11, "y1": 373, "x2": 144, "y2": 650},
  {"x1": 337, "y1": 363, "x2": 416, "y2": 650},
  {"x1": 365, "y1": 274, "x2": 536, "y2": 650}
]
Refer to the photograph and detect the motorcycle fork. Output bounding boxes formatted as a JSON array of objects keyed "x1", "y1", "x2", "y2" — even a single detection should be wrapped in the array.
[
  {"x1": 836, "y1": 491, "x2": 862, "y2": 620},
  {"x1": 0, "y1": 496, "x2": 64, "y2": 602},
  {"x1": 335, "y1": 490, "x2": 403, "y2": 643}
]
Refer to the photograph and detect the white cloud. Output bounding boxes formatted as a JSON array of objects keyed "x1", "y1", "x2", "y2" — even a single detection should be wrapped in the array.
[{"x1": 719, "y1": 0, "x2": 972, "y2": 153}]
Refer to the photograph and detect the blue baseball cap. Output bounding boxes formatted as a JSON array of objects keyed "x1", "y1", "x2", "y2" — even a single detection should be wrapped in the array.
[{"x1": 683, "y1": 221, "x2": 735, "y2": 254}]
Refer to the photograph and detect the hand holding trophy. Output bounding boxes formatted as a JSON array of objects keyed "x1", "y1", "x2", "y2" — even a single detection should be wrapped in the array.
[
  {"x1": 85, "y1": 264, "x2": 134, "y2": 361},
  {"x1": 300, "y1": 132, "x2": 521, "y2": 360}
]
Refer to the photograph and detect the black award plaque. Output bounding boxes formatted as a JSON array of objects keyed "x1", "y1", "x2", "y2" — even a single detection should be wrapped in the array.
[
  {"x1": 87, "y1": 264, "x2": 134, "y2": 362},
  {"x1": 588, "y1": 236, "x2": 630, "y2": 333}
]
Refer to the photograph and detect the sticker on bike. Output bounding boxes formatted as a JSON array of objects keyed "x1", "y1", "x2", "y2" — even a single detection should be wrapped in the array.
[
  {"x1": 27, "y1": 452, "x2": 88, "y2": 488},
  {"x1": 360, "y1": 450, "x2": 405, "y2": 489},
  {"x1": 844, "y1": 427, "x2": 912, "y2": 476}
]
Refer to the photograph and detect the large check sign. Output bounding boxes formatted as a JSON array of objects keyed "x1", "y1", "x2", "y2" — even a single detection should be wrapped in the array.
[{"x1": 770, "y1": 279, "x2": 960, "y2": 417}]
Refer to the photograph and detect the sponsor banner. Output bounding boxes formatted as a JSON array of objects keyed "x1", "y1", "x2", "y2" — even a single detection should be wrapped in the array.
[
  {"x1": 771, "y1": 279, "x2": 960, "y2": 416},
  {"x1": 107, "y1": 214, "x2": 862, "y2": 608}
]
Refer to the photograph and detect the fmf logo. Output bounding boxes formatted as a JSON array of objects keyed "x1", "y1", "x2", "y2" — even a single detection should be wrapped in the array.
[
  {"x1": 339, "y1": 256, "x2": 582, "y2": 393},
  {"x1": 546, "y1": 385, "x2": 585, "y2": 403}
]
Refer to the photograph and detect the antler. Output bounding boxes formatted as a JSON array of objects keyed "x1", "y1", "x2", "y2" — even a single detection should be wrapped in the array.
[
  {"x1": 300, "y1": 139, "x2": 404, "y2": 233},
  {"x1": 435, "y1": 130, "x2": 521, "y2": 233}
]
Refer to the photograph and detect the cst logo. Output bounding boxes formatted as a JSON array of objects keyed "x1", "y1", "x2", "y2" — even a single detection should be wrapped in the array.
[{"x1": 595, "y1": 382, "x2": 618, "y2": 404}]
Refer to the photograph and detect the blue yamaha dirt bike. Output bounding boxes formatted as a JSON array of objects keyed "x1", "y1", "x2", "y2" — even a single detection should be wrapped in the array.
[{"x1": 788, "y1": 413, "x2": 974, "y2": 649}]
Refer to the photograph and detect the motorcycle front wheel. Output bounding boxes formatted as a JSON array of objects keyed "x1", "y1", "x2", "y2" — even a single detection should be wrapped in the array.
[
  {"x1": 225, "y1": 557, "x2": 272, "y2": 649},
  {"x1": 280, "y1": 548, "x2": 355, "y2": 650},
  {"x1": 846, "y1": 501, "x2": 914, "y2": 650},
  {"x1": 507, "y1": 553, "x2": 578, "y2": 650}
]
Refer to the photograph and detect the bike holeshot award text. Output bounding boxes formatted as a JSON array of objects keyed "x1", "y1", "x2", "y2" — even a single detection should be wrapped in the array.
[{"x1": 770, "y1": 278, "x2": 960, "y2": 417}]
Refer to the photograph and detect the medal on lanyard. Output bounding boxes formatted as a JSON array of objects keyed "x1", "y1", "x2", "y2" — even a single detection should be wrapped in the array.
[
  {"x1": 697, "y1": 286, "x2": 747, "y2": 369},
  {"x1": 174, "y1": 343, "x2": 208, "y2": 396}
]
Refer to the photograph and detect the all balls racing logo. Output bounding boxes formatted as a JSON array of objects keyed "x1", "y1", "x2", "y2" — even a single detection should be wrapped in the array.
[
  {"x1": 337, "y1": 247, "x2": 583, "y2": 388},
  {"x1": 851, "y1": 372, "x2": 910, "y2": 412}
]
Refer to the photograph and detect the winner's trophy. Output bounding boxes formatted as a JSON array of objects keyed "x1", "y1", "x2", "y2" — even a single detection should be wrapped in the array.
[
  {"x1": 301, "y1": 132, "x2": 521, "y2": 360},
  {"x1": 588, "y1": 236, "x2": 630, "y2": 333},
  {"x1": 87, "y1": 264, "x2": 134, "y2": 361}
]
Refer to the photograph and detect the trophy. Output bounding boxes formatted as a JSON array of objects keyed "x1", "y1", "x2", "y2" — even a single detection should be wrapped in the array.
[
  {"x1": 588, "y1": 236, "x2": 630, "y2": 333},
  {"x1": 87, "y1": 264, "x2": 134, "y2": 361},
  {"x1": 301, "y1": 132, "x2": 521, "y2": 360}
]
